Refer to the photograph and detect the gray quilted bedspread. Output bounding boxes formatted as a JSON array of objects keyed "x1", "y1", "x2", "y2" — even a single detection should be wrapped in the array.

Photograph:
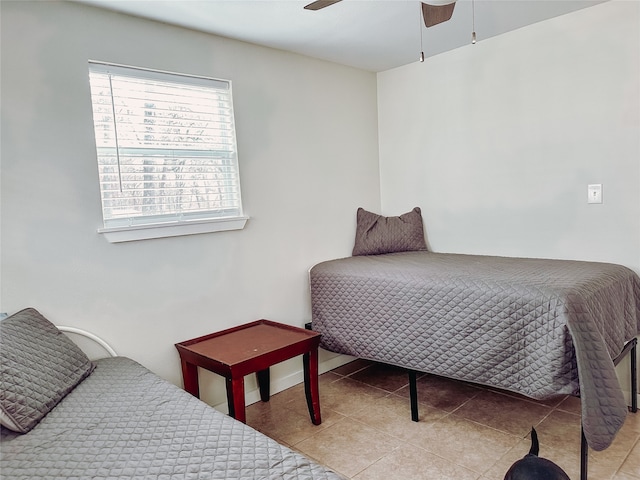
[
  {"x1": 1, "y1": 357, "x2": 343, "y2": 480},
  {"x1": 310, "y1": 251, "x2": 640, "y2": 451}
]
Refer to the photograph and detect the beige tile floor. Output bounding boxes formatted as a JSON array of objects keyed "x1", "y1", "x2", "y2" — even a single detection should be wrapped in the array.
[{"x1": 245, "y1": 359, "x2": 640, "y2": 480}]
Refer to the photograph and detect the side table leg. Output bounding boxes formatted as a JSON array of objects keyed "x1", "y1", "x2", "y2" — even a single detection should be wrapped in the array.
[
  {"x1": 303, "y1": 348, "x2": 322, "y2": 425},
  {"x1": 181, "y1": 360, "x2": 199, "y2": 398},
  {"x1": 226, "y1": 376, "x2": 247, "y2": 423},
  {"x1": 257, "y1": 368, "x2": 270, "y2": 402}
]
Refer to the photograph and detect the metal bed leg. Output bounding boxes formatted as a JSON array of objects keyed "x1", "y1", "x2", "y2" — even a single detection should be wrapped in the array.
[
  {"x1": 408, "y1": 370, "x2": 419, "y2": 422},
  {"x1": 580, "y1": 426, "x2": 588, "y2": 480},
  {"x1": 631, "y1": 341, "x2": 637, "y2": 413},
  {"x1": 613, "y1": 338, "x2": 638, "y2": 413}
]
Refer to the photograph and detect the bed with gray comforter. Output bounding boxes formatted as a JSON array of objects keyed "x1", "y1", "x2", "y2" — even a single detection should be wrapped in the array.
[
  {"x1": 1, "y1": 308, "x2": 343, "y2": 480},
  {"x1": 309, "y1": 251, "x2": 640, "y2": 452}
]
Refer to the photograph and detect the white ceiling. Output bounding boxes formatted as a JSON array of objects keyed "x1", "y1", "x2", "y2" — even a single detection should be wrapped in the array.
[{"x1": 77, "y1": 0, "x2": 608, "y2": 72}]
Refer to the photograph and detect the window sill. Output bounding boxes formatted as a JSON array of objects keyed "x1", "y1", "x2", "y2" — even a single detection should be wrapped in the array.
[{"x1": 98, "y1": 216, "x2": 249, "y2": 243}]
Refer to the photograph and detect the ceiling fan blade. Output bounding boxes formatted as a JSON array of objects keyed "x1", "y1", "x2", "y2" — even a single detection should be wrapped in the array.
[
  {"x1": 304, "y1": 0, "x2": 342, "y2": 11},
  {"x1": 421, "y1": 2, "x2": 456, "y2": 28}
]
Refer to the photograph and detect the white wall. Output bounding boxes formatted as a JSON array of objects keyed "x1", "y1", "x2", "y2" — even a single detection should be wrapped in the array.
[
  {"x1": 378, "y1": 0, "x2": 640, "y2": 397},
  {"x1": 0, "y1": 0, "x2": 380, "y2": 407},
  {"x1": 378, "y1": 0, "x2": 639, "y2": 267}
]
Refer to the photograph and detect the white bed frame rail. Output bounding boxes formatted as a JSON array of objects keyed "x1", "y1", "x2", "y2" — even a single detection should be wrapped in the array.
[{"x1": 57, "y1": 325, "x2": 118, "y2": 358}]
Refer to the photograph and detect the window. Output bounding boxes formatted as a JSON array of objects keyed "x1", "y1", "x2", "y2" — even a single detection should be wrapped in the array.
[{"x1": 88, "y1": 61, "x2": 247, "y2": 242}]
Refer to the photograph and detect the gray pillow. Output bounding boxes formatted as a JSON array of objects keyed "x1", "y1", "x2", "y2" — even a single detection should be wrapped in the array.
[
  {"x1": 0, "y1": 308, "x2": 95, "y2": 433},
  {"x1": 352, "y1": 207, "x2": 428, "y2": 256}
]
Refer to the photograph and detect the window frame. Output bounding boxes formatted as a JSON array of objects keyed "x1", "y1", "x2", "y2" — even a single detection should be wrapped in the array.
[{"x1": 88, "y1": 61, "x2": 247, "y2": 243}]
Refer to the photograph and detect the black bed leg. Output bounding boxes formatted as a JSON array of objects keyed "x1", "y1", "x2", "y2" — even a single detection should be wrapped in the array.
[
  {"x1": 409, "y1": 370, "x2": 419, "y2": 422},
  {"x1": 631, "y1": 342, "x2": 637, "y2": 413},
  {"x1": 580, "y1": 426, "x2": 588, "y2": 480},
  {"x1": 613, "y1": 338, "x2": 637, "y2": 413}
]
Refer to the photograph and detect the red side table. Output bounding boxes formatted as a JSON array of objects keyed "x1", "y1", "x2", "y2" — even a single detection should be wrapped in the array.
[{"x1": 175, "y1": 319, "x2": 322, "y2": 425}]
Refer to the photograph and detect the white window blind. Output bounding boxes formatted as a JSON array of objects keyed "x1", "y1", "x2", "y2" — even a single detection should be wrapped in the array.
[{"x1": 88, "y1": 61, "x2": 245, "y2": 239}]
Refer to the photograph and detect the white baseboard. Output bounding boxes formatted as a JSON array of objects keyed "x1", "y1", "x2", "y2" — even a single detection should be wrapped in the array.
[
  {"x1": 623, "y1": 391, "x2": 640, "y2": 410},
  {"x1": 213, "y1": 354, "x2": 355, "y2": 413}
]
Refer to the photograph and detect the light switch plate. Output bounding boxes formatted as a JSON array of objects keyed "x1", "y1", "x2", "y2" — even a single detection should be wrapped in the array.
[{"x1": 588, "y1": 184, "x2": 602, "y2": 204}]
